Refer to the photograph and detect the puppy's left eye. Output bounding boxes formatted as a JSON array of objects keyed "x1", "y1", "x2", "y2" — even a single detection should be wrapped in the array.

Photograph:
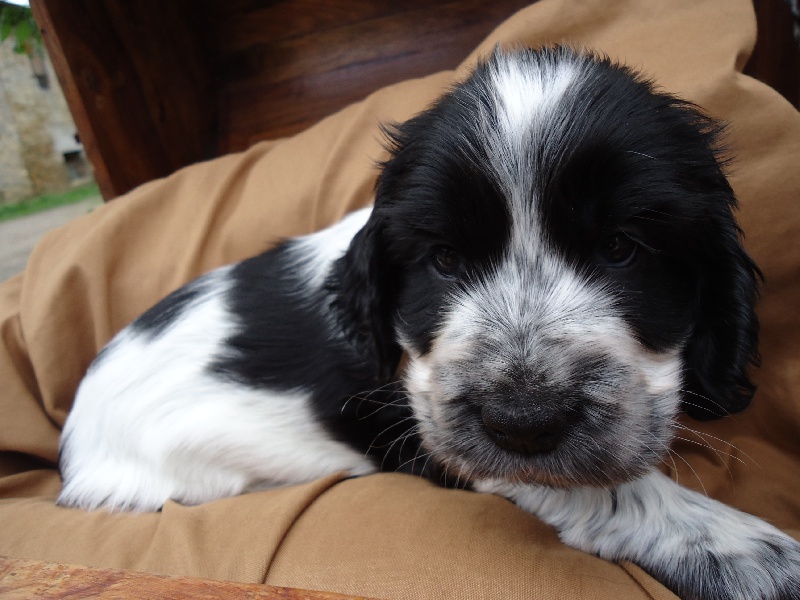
[
  {"x1": 599, "y1": 233, "x2": 638, "y2": 267},
  {"x1": 432, "y1": 246, "x2": 463, "y2": 278}
]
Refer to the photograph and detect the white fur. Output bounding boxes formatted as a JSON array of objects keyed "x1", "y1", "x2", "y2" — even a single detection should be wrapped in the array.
[
  {"x1": 486, "y1": 50, "x2": 579, "y2": 156},
  {"x1": 482, "y1": 49, "x2": 581, "y2": 222},
  {"x1": 59, "y1": 230, "x2": 375, "y2": 512},
  {"x1": 291, "y1": 207, "x2": 372, "y2": 290}
]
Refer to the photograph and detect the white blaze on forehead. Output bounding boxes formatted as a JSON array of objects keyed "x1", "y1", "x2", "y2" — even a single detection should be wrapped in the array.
[
  {"x1": 478, "y1": 51, "x2": 584, "y2": 258},
  {"x1": 488, "y1": 51, "x2": 580, "y2": 150},
  {"x1": 482, "y1": 52, "x2": 580, "y2": 190}
]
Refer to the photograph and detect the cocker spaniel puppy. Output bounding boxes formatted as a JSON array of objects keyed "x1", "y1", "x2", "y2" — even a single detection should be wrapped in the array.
[{"x1": 58, "y1": 47, "x2": 800, "y2": 599}]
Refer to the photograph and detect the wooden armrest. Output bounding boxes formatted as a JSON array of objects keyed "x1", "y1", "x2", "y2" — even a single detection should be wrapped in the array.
[{"x1": 0, "y1": 556, "x2": 377, "y2": 599}]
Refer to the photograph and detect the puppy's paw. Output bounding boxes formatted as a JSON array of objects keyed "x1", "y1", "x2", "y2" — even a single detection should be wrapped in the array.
[
  {"x1": 648, "y1": 516, "x2": 800, "y2": 600},
  {"x1": 480, "y1": 473, "x2": 800, "y2": 600}
]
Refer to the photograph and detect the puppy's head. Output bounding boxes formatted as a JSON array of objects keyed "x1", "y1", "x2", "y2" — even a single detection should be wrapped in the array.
[{"x1": 341, "y1": 47, "x2": 760, "y2": 487}]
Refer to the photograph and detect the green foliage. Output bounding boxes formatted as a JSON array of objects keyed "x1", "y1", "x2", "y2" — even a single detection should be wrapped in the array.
[
  {"x1": 0, "y1": 3, "x2": 42, "y2": 56},
  {"x1": 0, "y1": 183, "x2": 101, "y2": 222}
]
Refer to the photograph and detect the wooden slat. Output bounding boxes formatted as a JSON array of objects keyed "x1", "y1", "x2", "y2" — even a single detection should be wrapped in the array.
[
  {"x1": 209, "y1": 0, "x2": 525, "y2": 81},
  {"x1": 205, "y1": 0, "x2": 455, "y2": 52},
  {"x1": 0, "y1": 556, "x2": 377, "y2": 600},
  {"x1": 207, "y1": 0, "x2": 533, "y2": 152}
]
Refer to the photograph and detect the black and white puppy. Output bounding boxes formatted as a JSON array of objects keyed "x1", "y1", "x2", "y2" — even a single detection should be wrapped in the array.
[{"x1": 58, "y1": 48, "x2": 800, "y2": 599}]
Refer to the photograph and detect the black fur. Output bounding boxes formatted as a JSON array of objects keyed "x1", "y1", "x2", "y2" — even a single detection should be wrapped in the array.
[
  {"x1": 131, "y1": 283, "x2": 204, "y2": 338},
  {"x1": 209, "y1": 242, "x2": 429, "y2": 476}
]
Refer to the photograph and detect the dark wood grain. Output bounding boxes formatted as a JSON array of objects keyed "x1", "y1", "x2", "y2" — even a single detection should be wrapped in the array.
[
  {"x1": 206, "y1": 0, "x2": 533, "y2": 152},
  {"x1": 0, "y1": 556, "x2": 377, "y2": 600}
]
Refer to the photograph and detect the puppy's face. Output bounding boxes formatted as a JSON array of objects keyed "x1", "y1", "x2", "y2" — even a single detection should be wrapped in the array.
[{"x1": 345, "y1": 48, "x2": 760, "y2": 488}]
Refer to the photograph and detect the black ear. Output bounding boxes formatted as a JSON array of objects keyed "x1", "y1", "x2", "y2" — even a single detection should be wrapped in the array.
[
  {"x1": 332, "y1": 210, "x2": 401, "y2": 382},
  {"x1": 681, "y1": 221, "x2": 762, "y2": 420}
]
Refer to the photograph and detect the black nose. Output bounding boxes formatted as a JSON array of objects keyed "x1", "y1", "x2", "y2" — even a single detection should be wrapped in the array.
[{"x1": 481, "y1": 405, "x2": 567, "y2": 455}]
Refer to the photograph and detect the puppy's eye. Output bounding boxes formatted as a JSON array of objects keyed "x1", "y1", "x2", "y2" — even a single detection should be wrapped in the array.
[
  {"x1": 432, "y1": 246, "x2": 462, "y2": 278},
  {"x1": 599, "y1": 233, "x2": 638, "y2": 267}
]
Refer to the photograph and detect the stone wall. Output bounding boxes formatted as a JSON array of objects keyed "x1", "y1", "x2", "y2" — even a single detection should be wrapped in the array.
[
  {"x1": 0, "y1": 81, "x2": 33, "y2": 203},
  {"x1": 0, "y1": 40, "x2": 82, "y2": 204}
]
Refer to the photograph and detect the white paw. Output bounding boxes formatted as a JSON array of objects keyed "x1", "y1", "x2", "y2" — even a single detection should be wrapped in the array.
[
  {"x1": 645, "y1": 517, "x2": 800, "y2": 600},
  {"x1": 478, "y1": 472, "x2": 800, "y2": 600}
]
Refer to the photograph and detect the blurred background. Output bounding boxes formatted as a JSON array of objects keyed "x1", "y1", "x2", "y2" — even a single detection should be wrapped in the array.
[{"x1": 0, "y1": 0, "x2": 95, "y2": 204}]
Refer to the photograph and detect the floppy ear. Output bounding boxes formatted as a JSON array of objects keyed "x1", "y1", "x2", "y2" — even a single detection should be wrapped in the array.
[
  {"x1": 332, "y1": 210, "x2": 402, "y2": 382},
  {"x1": 681, "y1": 222, "x2": 762, "y2": 420}
]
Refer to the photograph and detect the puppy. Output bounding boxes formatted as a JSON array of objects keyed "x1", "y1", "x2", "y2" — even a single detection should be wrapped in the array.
[{"x1": 58, "y1": 47, "x2": 800, "y2": 599}]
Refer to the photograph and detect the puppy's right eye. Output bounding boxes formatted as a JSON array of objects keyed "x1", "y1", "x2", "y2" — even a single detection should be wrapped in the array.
[
  {"x1": 598, "y1": 233, "x2": 638, "y2": 268},
  {"x1": 432, "y1": 246, "x2": 462, "y2": 279}
]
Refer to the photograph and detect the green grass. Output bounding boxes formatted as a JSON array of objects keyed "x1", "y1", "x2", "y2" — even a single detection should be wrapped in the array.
[{"x1": 0, "y1": 182, "x2": 101, "y2": 222}]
